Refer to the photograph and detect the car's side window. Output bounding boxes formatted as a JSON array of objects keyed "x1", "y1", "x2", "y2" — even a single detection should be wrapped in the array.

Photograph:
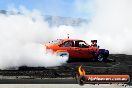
[
  {"x1": 62, "y1": 41, "x2": 74, "y2": 47},
  {"x1": 75, "y1": 41, "x2": 88, "y2": 48},
  {"x1": 79, "y1": 42, "x2": 87, "y2": 48}
]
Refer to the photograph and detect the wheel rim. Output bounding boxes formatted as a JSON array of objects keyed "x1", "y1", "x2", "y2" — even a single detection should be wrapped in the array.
[{"x1": 98, "y1": 54, "x2": 104, "y2": 61}]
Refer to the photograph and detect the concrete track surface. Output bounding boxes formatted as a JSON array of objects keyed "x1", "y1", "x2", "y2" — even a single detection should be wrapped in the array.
[{"x1": 0, "y1": 54, "x2": 131, "y2": 86}]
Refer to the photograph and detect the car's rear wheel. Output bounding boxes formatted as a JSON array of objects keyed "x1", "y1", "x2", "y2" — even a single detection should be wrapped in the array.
[
  {"x1": 97, "y1": 54, "x2": 104, "y2": 62},
  {"x1": 96, "y1": 49, "x2": 109, "y2": 62}
]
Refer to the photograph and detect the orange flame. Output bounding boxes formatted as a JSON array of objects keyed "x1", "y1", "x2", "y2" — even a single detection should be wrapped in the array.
[{"x1": 78, "y1": 66, "x2": 86, "y2": 76}]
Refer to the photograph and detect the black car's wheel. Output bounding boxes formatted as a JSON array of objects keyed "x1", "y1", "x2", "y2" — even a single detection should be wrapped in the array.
[
  {"x1": 96, "y1": 49, "x2": 109, "y2": 62},
  {"x1": 97, "y1": 54, "x2": 105, "y2": 62}
]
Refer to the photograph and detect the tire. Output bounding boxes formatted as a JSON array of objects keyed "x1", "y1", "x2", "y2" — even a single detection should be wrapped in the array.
[
  {"x1": 97, "y1": 54, "x2": 105, "y2": 62},
  {"x1": 96, "y1": 50, "x2": 109, "y2": 62}
]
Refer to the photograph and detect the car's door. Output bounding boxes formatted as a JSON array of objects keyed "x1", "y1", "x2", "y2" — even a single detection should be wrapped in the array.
[
  {"x1": 59, "y1": 40, "x2": 79, "y2": 58},
  {"x1": 74, "y1": 41, "x2": 93, "y2": 59}
]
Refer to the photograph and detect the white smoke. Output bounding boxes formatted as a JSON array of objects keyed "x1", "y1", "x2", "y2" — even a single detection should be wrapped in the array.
[
  {"x1": 0, "y1": 0, "x2": 132, "y2": 69},
  {"x1": 0, "y1": 7, "x2": 69, "y2": 69},
  {"x1": 73, "y1": 0, "x2": 132, "y2": 55},
  {"x1": 87, "y1": 0, "x2": 132, "y2": 54}
]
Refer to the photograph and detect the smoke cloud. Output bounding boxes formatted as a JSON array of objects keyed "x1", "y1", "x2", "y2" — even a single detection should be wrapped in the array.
[
  {"x1": 73, "y1": 0, "x2": 132, "y2": 55},
  {"x1": 0, "y1": 7, "x2": 69, "y2": 69},
  {"x1": 0, "y1": 0, "x2": 132, "y2": 69}
]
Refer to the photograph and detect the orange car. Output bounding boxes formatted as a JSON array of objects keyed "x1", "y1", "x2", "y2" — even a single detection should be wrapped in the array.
[{"x1": 45, "y1": 39, "x2": 109, "y2": 62}]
